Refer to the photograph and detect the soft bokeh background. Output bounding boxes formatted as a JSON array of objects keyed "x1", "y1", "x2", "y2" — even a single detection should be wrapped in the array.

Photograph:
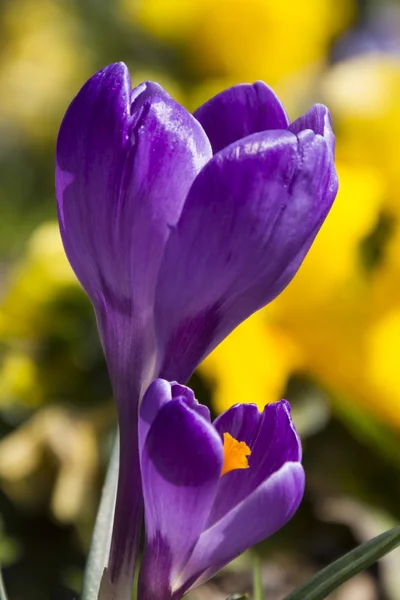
[{"x1": 2, "y1": 0, "x2": 400, "y2": 598}]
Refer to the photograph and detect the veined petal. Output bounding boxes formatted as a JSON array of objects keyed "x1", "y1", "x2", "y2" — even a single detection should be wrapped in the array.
[
  {"x1": 156, "y1": 129, "x2": 338, "y2": 383},
  {"x1": 289, "y1": 103, "x2": 336, "y2": 156},
  {"x1": 56, "y1": 62, "x2": 212, "y2": 397},
  {"x1": 139, "y1": 399, "x2": 223, "y2": 598},
  {"x1": 176, "y1": 462, "x2": 305, "y2": 595},
  {"x1": 194, "y1": 82, "x2": 289, "y2": 153},
  {"x1": 209, "y1": 400, "x2": 301, "y2": 526}
]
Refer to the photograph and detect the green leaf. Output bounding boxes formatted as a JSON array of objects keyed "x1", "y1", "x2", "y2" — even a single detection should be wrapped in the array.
[
  {"x1": 284, "y1": 525, "x2": 400, "y2": 600},
  {"x1": 226, "y1": 595, "x2": 248, "y2": 600},
  {"x1": 252, "y1": 555, "x2": 264, "y2": 600},
  {"x1": 0, "y1": 565, "x2": 9, "y2": 600},
  {"x1": 82, "y1": 433, "x2": 119, "y2": 600}
]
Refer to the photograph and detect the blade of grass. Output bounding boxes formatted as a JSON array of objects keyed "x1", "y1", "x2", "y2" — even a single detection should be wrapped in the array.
[
  {"x1": 284, "y1": 525, "x2": 400, "y2": 600},
  {"x1": 82, "y1": 433, "x2": 119, "y2": 600},
  {"x1": 0, "y1": 566, "x2": 9, "y2": 600}
]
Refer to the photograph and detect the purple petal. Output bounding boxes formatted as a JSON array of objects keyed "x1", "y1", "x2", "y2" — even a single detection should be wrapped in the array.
[
  {"x1": 213, "y1": 403, "x2": 262, "y2": 447},
  {"x1": 138, "y1": 533, "x2": 174, "y2": 600},
  {"x1": 139, "y1": 380, "x2": 211, "y2": 456},
  {"x1": 176, "y1": 463, "x2": 305, "y2": 594},
  {"x1": 139, "y1": 379, "x2": 172, "y2": 455},
  {"x1": 208, "y1": 400, "x2": 301, "y2": 526},
  {"x1": 289, "y1": 104, "x2": 336, "y2": 156},
  {"x1": 56, "y1": 62, "x2": 212, "y2": 399},
  {"x1": 194, "y1": 82, "x2": 290, "y2": 153},
  {"x1": 171, "y1": 383, "x2": 211, "y2": 422},
  {"x1": 56, "y1": 63, "x2": 131, "y2": 304},
  {"x1": 139, "y1": 399, "x2": 223, "y2": 594},
  {"x1": 156, "y1": 128, "x2": 338, "y2": 383}
]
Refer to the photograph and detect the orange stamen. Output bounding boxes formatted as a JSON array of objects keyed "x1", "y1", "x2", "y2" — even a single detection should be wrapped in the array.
[{"x1": 221, "y1": 432, "x2": 251, "y2": 476}]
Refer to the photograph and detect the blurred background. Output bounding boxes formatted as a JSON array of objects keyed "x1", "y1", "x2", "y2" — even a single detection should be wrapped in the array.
[{"x1": 1, "y1": 0, "x2": 400, "y2": 598}]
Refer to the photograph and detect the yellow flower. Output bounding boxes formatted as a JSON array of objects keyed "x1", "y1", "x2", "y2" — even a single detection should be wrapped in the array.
[
  {"x1": 321, "y1": 55, "x2": 400, "y2": 213},
  {"x1": 125, "y1": 0, "x2": 355, "y2": 86},
  {"x1": 0, "y1": 222, "x2": 79, "y2": 409},
  {"x1": 0, "y1": 221, "x2": 76, "y2": 339},
  {"x1": 0, "y1": 0, "x2": 89, "y2": 140},
  {"x1": 365, "y1": 311, "x2": 400, "y2": 427},
  {"x1": 0, "y1": 352, "x2": 40, "y2": 407},
  {"x1": 199, "y1": 311, "x2": 303, "y2": 414},
  {"x1": 368, "y1": 213, "x2": 400, "y2": 320}
]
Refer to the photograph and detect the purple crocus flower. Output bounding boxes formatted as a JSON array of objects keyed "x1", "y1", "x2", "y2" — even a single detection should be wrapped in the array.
[
  {"x1": 55, "y1": 62, "x2": 337, "y2": 596},
  {"x1": 138, "y1": 379, "x2": 304, "y2": 600}
]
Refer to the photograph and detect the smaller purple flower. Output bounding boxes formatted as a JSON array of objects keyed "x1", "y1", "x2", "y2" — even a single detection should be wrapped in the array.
[{"x1": 138, "y1": 379, "x2": 305, "y2": 600}]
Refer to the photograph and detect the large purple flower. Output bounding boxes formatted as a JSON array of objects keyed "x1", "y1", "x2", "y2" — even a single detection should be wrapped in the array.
[
  {"x1": 138, "y1": 379, "x2": 304, "y2": 600},
  {"x1": 55, "y1": 62, "x2": 337, "y2": 596}
]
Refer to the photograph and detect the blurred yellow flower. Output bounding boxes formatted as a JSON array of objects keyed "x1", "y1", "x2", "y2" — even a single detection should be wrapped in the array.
[
  {"x1": 200, "y1": 311, "x2": 303, "y2": 414},
  {"x1": 0, "y1": 222, "x2": 80, "y2": 410},
  {"x1": 322, "y1": 55, "x2": 400, "y2": 213},
  {"x1": 0, "y1": 222, "x2": 76, "y2": 340},
  {"x1": 127, "y1": 0, "x2": 355, "y2": 86},
  {"x1": 0, "y1": 0, "x2": 90, "y2": 140},
  {"x1": 0, "y1": 352, "x2": 40, "y2": 407},
  {"x1": 365, "y1": 310, "x2": 400, "y2": 427},
  {"x1": 370, "y1": 219, "x2": 400, "y2": 317}
]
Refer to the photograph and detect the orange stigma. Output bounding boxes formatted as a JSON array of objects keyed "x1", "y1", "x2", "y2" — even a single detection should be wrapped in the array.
[{"x1": 221, "y1": 432, "x2": 251, "y2": 476}]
